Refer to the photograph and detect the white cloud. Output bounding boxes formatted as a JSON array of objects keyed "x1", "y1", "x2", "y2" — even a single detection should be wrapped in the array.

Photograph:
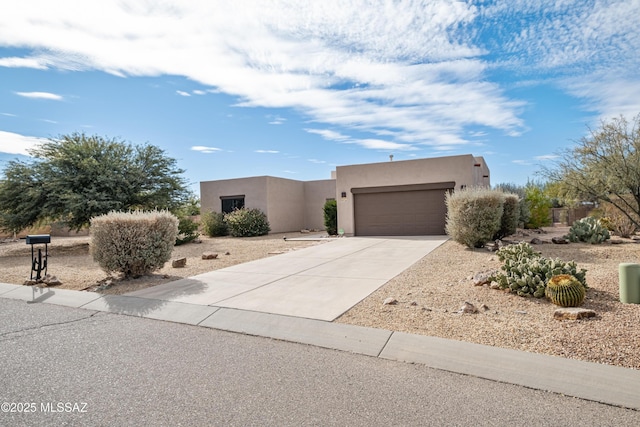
[
  {"x1": 255, "y1": 150, "x2": 279, "y2": 154},
  {"x1": 305, "y1": 128, "x2": 349, "y2": 141},
  {"x1": 267, "y1": 115, "x2": 286, "y2": 125},
  {"x1": 15, "y1": 91, "x2": 63, "y2": 101},
  {"x1": 0, "y1": 56, "x2": 48, "y2": 69},
  {"x1": 0, "y1": 131, "x2": 47, "y2": 155},
  {"x1": 512, "y1": 159, "x2": 531, "y2": 165},
  {"x1": 1, "y1": 112, "x2": 17, "y2": 117},
  {"x1": 535, "y1": 154, "x2": 559, "y2": 161},
  {"x1": 1, "y1": 0, "x2": 637, "y2": 148},
  {"x1": 307, "y1": 159, "x2": 326, "y2": 164},
  {"x1": 192, "y1": 90, "x2": 206, "y2": 95},
  {"x1": 176, "y1": 90, "x2": 190, "y2": 97},
  {"x1": 191, "y1": 145, "x2": 221, "y2": 154}
]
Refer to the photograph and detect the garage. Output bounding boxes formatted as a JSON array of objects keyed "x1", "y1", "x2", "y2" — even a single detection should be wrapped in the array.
[{"x1": 352, "y1": 182, "x2": 454, "y2": 236}]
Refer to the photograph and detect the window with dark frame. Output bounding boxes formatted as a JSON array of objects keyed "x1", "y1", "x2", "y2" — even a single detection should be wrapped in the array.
[{"x1": 221, "y1": 195, "x2": 245, "y2": 214}]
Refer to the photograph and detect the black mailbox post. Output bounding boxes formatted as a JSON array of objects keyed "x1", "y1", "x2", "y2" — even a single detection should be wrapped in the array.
[{"x1": 26, "y1": 234, "x2": 50, "y2": 280}]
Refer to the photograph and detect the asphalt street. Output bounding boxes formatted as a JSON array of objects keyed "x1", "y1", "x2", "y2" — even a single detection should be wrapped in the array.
[{"x1": 1, "y1": 298, "x2": 639, "y2": 426}]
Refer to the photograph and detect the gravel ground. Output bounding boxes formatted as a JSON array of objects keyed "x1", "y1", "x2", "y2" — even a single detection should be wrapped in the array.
[
  {"x1": 338, "y1": 229, "x2": 640, "y2": 370},
  {"x1": 1, "y1": 228, "x2": 639, "y2": 369},
  {"x1": 0, "y1": 233, "x2": 324, "y2": 294}
]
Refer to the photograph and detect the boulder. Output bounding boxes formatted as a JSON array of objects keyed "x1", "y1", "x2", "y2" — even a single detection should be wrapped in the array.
[
  {"x1": 172, "y1": 257, "x2": 187, "y2": 268},
  {"x1": 554, "y1": 307, "x2": 596, "y2": 320},
  {"x1": 383, "y1": 297, "x2": 398, "y2": 305},
  {"x1": 552, "y1": 236, "x2": 569, "y2": 244}
]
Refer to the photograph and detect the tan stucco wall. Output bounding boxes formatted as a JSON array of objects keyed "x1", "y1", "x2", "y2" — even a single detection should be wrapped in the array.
[
  {"x1": 265, "y1": 177, "x2": 305, "y2": 233},
  {"x1": 200, "y1": 176, "x2": 269, "y2": 215},
  {"x1": 303, "y1": 179, "x2": 337, "y2": 230},
  {"x1": 335, "y1": 154, "x2": 490, "y2": 235},
  {"x1": 200, "y1": 176, "x2": 328, "y2": 233}
]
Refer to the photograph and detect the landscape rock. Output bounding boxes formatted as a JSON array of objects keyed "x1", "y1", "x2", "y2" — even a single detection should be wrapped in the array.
[
  {"x1": 461, "y1": 301, "x2": 478, "y2": 314},
  {"x1": 225, "y1": 251, "x2": 231, "y2": 255},
  {"x1": 202, "y1": 252, "x2": 219, "y2": 260},
  {"x1": 489, "y1": 281, "x2": 501, "y2": 289},
  {"x1": 552, "y1": 237, "x2": 569, "y2": 244},
  {"x1": 172, "y1": 257, "x2": 187, "y2": 268},
  {"x1": 472, "y1": 270, "x2": 497, "y2": 286},
  {"x1": 530, "y1": 237, "x2": 543, "y2": 245},
  {"x1": 609, "y1": 239, "x2": 624, "y2": 245},
  {"x1": 23, "y1": 279, "x2": 38, "y2": 286},
  {"x1": 485, "y1": 240, "x2": 502, "y2": 252},
  {"x1": 554, "y1": 307, "x2": 597, "y2": 320},
  {"x1": 42, "y1": 274, "x2": 62, "y2": 286},
  {"x1": 383, "y1": 297, "x2": 398, "y2": 305}
]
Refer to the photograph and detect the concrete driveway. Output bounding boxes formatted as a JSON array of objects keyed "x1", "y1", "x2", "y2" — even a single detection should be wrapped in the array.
[{"x1": 126, "y1": 236, "x2": 448, "y2": 321}]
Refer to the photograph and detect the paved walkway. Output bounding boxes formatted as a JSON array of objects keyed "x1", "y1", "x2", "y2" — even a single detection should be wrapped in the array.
[
  {"x1": 2, "y1": 235, "x2": 640, "y2": 411},
  {"x1": 127, "y1": 236, "x2": 447, "y2": 321}
]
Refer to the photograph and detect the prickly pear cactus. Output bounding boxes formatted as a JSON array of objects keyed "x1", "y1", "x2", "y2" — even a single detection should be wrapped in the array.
[
  {"x1": 545, "y1": 274, "x2": 586, "y2": 307},
  {"x1": 568, "y1": 217, "x2": 610, "y2": 244},
  {"x1": 489, "y1": 243, "x2": 587, "y2": 298}
]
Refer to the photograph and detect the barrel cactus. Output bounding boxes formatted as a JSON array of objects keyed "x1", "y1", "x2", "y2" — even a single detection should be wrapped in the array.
[{"x1": 545, "y1": 274, "x2": 586, "y2": 307}]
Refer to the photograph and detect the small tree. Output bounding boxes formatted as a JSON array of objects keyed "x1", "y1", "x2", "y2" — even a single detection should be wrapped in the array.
[
  {"x1": 0, "y1": 132, "x2": 189, "y2": 232},
  {"x1": 323, "y1": 199, "x2": 338, "y2": 235},
  {"x1": 540, "y1": 114, "x2": 640, "y2": 230}
]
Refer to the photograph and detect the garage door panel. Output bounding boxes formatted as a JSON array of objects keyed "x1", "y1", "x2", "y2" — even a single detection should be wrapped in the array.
[{"x1": 354, "y1": 189, "x2": 448, "y2": 236}]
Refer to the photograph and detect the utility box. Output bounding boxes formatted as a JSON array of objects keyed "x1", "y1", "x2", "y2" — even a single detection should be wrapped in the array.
[{"x1": 619, "y1": 263, "x2": 640, "y2": 304}]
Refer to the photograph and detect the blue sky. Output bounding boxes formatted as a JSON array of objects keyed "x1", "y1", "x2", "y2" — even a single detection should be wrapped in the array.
[{"x1": 1, "y1": 0, "x2": 639, "y2": 195}]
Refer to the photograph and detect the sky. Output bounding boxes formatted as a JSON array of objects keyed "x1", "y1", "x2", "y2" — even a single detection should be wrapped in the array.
[{"x1": 1, "y1": 0, "x2": 639, "y2": 195}]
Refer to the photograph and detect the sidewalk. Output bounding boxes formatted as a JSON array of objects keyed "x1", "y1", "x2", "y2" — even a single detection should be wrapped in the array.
[{"x1": 1, "y1": 281, "x2": 639, "y2": 411}]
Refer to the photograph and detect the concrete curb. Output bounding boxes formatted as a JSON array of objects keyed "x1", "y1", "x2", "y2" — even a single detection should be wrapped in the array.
[{"x1": 2, "y1": 282, "x2": 639, "y2": 410}]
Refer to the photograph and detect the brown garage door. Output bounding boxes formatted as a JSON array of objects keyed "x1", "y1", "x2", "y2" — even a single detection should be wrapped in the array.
[{"x1": 353, "y1": 183, "x2": 453, "y2": 236}]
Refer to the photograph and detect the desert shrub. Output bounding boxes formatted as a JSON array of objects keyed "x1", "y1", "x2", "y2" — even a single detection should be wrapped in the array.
[
  {"x1": 323, "y1": 199, "x2": 337, "y2": 235},
  {"x1": 568, "y1": 217, "x2": 610, "y2": 244},
  {"x1": 524, "y1": 185, "x2": 552, "y2": 228},
  {"x1": 598, "y1": 200, "x2": 638, "y2": 238},
  {"x1": 494, "y1": 183, "x2": 530, "y2": 228},
  {"x1": 90, "y1": 210, "x2": 178, "y2": 278},
  {"x1": 225, "y1": 208, "x2": 270, "y2": 237},
  {"x1": 445, "y1": 187, "x2": 504, "y2": 248},
  {"x1": 494, "y1": 193, "x2": 519, "y2": 239},
  {"x1": 201, "y1": 211, "x2": 228, "y2": 237},
  {"x1": 175, "y1": 216, "x2": 199, "y2": 245},
  {"x1": 489, "y1": 242, "x2": 587, "y2": 298}
]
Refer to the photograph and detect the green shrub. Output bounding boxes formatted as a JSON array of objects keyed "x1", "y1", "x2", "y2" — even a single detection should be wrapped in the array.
[
  {"x1": 175, "y1": 216, "x2": 199, "y2": 245},
  {"x1": 323, "y1": 199, "x2": 337, "y2": 235},
  {"x1": 90, "y1": 210, "x2": 178, "y2": 278},
  {"x1": 201, "y1": 211, "x2": 228, "y2": 237},
  {"x1": 524, "y1": 185, "x2": 552, "y2": 228},
  {"x1": 494, "y1": 193, "x2": 519, "y2": 239},
  {"x1": 225, "y1": 208, "x2": 270, "y2": 237},
  {"x1": 445, "y1": 187, "x2": 504, "y2": 248},
  {"x1": 568, "y1": 216, "x2": 610, "y2": 244},
  {"x1": 489, "y1": 242, "x2": 587, "y2": 298}
]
